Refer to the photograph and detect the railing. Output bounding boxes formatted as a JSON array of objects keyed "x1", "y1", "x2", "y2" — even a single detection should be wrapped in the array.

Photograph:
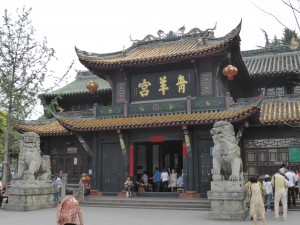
[{"x1": 61, "y1": 173, "x2": 85, "y2": 203}]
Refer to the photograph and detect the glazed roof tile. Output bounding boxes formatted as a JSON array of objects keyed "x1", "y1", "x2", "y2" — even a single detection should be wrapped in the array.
[
  {"x1": 14, "y1": 120, "x2": 70, "y2": 136},
  {"x1": 242, "y1": 46, "x2": 300, "y2": 77},
  {"x1": 16, "y1": 95, "x2": 300, "y2": 135},
  {"x1": 44, "y1": 71, "x2": 111, "y2": 97},
  {"x1": 76, "y1": 22, "x2": 241, "y2": 69},
  {"x1": 260, "y1": 96, "x2": 300, "y2": 124},
  {"x1": 14, "y1": 104, "x2": 257, "y2": 135},
  {"x1": 57, "y1": 104, "x2": 257, "y2": 131}
]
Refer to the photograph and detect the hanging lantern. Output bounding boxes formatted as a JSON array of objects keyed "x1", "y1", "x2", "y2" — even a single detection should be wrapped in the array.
[
  {"x1": 222, "y1": 65, "x2": 238, "y2": 80},
  {"x1": 86, "y1": 81, "x2": 99, "y2": 94}
]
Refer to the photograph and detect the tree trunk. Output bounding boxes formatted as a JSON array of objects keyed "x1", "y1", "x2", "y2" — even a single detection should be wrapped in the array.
[{"x1": 2, "y1": 115, "x2": 12, "y2": 185}]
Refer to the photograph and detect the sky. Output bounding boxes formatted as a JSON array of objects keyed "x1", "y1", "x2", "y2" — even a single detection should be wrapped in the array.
[{"x1": 1, "y1": 0, "x2": 298, "y2": 118}]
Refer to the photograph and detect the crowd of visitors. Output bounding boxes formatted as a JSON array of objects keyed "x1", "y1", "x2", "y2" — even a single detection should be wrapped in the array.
[
  {"x1": 125, "y1": 167, "x2": 184, "y2": 194},
  {"x1": 246, "y1": 164, "x2": 300, "y2": 223}
]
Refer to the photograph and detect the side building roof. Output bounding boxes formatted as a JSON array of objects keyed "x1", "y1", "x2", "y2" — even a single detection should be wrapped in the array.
[
  {"x1": 41, "y1": 71, "x2": 111, "y2": 97},
  {"x1": 242, "y1": 45, "x2": 300, "y2": 77}
]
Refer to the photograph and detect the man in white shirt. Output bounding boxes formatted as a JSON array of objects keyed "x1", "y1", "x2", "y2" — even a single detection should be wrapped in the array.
[
  {"x1": 285, "y1": 167, "x2": 296, "y2": 207},
  {"x1": 160, "y1": 168, "x2": 169, "y2": 192}
]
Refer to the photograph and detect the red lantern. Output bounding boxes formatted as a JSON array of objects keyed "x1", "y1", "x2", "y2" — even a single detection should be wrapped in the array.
[
  {"x1": 222, "y1": 65, "x2": 238, "y2": 80},
  {"x1": 86, "y1": 81, "x2": 99, "y2": 94}
]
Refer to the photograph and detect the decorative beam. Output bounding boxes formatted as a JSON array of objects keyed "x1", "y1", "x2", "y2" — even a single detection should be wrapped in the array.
[
  {"x1": 236, "y1": 120, "x2": 249, "y2": 144},
  {"x1": 117, "y1": 129, "x2": 127, "y2": 159},
  {"x1": 182, "y1": 125, "x2": 192, "y2": 157},
  {"x1": 75, "y1": 134, "x2": 92, "y2": 156}
]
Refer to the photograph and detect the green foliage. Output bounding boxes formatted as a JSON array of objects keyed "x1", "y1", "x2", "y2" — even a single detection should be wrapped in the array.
[
  {"x1": 43, "y1": 95, "x2": 63, "y2": 119},
  {"x1": 0, "y1": 7, "x2": 56, "y2": 182},
  {"x1": 0, "y1": 111, "x2": 21, "y2": 162},
  {"x1": 282, "y1": 28, "x2": 298, "y2": 45},
  {"x1": 263, "y1": 28, "x2": 299, "y2": 47},
  {"x1": 0, "y1": 7, "x2": 55, "y2": 120}
]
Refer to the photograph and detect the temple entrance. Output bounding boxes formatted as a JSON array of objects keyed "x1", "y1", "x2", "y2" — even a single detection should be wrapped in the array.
[{"x1": 134, "y1": 140, "x2": 183, "y2": 189}]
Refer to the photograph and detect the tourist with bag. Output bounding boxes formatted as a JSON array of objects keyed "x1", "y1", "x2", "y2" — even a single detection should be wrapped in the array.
[
  {"x1": 271, "y1": 171, "x2": 289, "y2": 221},
  {"x1": 249, "y1": 177, "x2": 267, "y2": 225},
  {"x1": 57, "y1": 189, "x2": 84, "y2": 225}
]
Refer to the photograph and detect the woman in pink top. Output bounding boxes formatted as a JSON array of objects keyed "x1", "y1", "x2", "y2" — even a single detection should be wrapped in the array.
[{"x1": 57, "y1": 190, "x2": 84, "y2": 225}]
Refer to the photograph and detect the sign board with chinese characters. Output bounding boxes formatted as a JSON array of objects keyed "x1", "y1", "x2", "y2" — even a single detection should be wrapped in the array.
[
  {"x1": 96, "y1": 105, "x2": 124, "y2": 118},
  {"x1": 131, "y1": 69, "x2": 195, "y2": 102},
  {"x1": 288, "y1": 147, "x2": 300, "y2": 162},
  {"x1": 129, "y1": 100, "x2": 186, "y2": 116},
  {"x1": 67, "y1": 147, "x2": 78, "y2": 154}
]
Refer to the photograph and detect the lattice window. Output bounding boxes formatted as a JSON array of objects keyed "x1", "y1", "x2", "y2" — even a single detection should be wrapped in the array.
[
  {"x1": 259, "y1": 150, "x2": 267, "y2": 166},
  {"x1": 246, "y1": 150, "x2": 256, "y2": 165},
  {"x1": 247, "y1": 167, "x2": 257, "y2": 176},
  {"x1": 269, "y1": 149, "x2": 277, "y2": 162},
  {"x1": 244, "y1": 138, "x2": 300, "y2": 149}
]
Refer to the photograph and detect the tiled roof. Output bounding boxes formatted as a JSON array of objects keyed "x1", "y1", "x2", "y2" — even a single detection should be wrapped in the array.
[
  {"x1": 57, "y1": 104, "x2": 257, "y2": 131},
  {"x1": 242, "y1": 46, "x2": 300, "y2": 77},
  {"x1": 15, "y1": 94, "x2": 300, "y2": 135},
  {"x1": 260, "y1": 96, "x2": 300, "y2": 124},
  {"x1": 76, "y1": 22, "x2": 241, "y2": 69},
  {"x1": 44, "y1": 71, "x2": 111, "y2": 97},
  {"x1": 14, "y1": 120, "x2": 70, "y2": 136}
]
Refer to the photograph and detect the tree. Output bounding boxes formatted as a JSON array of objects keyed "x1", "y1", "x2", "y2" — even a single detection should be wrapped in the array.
[
  {"x1": 0, "y1": 7, "x2": 72, "y2": 184},
  {"x1": 0, "y1": 111, "x2": 6, "y2": 162},
  {"x1": 255, "y1": 0, "x2": 300, "y2": 47}
]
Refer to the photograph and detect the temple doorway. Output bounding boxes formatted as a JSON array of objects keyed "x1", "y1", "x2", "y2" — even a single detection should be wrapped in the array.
[{"x1": 134, "y1": 140, "x2": 183, "y2": 185}]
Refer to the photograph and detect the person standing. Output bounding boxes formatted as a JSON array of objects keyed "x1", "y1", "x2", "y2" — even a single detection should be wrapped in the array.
[
  {"x1": 249, "y1": 177, "x2": 267, "y2": 225},
  {"x1": 285, "y1": 167, "x2": 296, "y2": 207},
  {"x1": 142, "y1": 171, "x2": 148, "y2": 184},
  {"x1": 0, "y1": 178, "x2": 4, "y2": 208},
  {"x1": 263, "y1": 175, "x2": 273, "y2": 212},
  {"x1": 57, "y1": 189, "x2": 84, "y2": 225},
  {"x1": 271, "y1": 171, "x2": 288, "y2": 221},
  {"x1": 153, "y1": 167, "x2": 161, "y2": 192},
  {"x1": 161, "y1": 168, "x2": 169, "y2": 192},
  {"x1": 169, "y1": 169, "x2": 177, "y2": 192},
  {"x1": 295, "y1": 169, "x2": 299, "y2": 200},
  {"x1": 54, "y1": 173, "x2": 62, "y2": 205}
]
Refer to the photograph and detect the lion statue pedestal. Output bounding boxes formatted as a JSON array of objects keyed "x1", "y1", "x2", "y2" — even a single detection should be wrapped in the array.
[
  {"x1": 4, "y1": 132, "x2": 56, "y2": 211},
  {"x1": 207, "y1": 181, "x2": 248, "y2": 220},
  {"x1": 4, "y1": 180, "x2": 56, "y2": 211},
  {"x1": 207, "y1": 121, "x2": 248, "y2": 220}
]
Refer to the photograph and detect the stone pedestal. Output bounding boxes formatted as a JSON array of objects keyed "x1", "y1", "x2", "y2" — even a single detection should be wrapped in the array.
[
  {"x1": 4, "y1": 180, "x2": 56, "y2": 211},
  {"x1": 207, "y1": 181, "x2": 248, "y2": 221}
]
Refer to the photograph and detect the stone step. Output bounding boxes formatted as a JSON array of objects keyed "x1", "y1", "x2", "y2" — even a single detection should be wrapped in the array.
[
  {"x1": 81, "y1": 196, "x2": 210, "y2": 211},
  {"x1": 81, "y1": 196, "x2": 300, "y2": 211}
]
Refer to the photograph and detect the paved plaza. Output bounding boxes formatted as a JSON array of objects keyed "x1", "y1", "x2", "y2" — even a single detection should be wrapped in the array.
[{"x1": 0, "y1": 206, "x2": 297, "y2": 225}]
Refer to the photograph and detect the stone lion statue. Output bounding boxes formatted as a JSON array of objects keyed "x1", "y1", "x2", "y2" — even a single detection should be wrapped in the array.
[
  {"x1": 210, "y1": 121, "x2": 243, "y2": 181},
  {"x1": 13, "y1": 132, "x2": 51, "y2": 180}
]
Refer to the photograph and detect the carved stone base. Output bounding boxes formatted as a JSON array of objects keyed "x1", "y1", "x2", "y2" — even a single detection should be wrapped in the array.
[
  {"x1": 207, "y1": 181, "x2": 248, "y2": 221},
  {"x1": 4, "y1": 180, "x2": 56, "y2": 211}
]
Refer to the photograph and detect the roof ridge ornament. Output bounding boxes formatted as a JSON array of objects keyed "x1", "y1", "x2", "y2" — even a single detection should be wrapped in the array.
[{"x1": 130, "y1": 23, "x2": 217, "y2": 44}]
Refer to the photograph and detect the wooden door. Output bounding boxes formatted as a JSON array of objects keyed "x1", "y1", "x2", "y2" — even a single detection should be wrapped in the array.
[
  {"x1": 101, "y1": 143, "x2": 122, "y2": 192},
  {"x1": 198, "y1": 139, "x2": 213, "y2": 197}
]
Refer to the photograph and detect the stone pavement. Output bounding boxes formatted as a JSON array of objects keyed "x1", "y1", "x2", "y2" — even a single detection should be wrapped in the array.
[{"x1": 0, "y1": 206, "x2": 297, "y2": 225}]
